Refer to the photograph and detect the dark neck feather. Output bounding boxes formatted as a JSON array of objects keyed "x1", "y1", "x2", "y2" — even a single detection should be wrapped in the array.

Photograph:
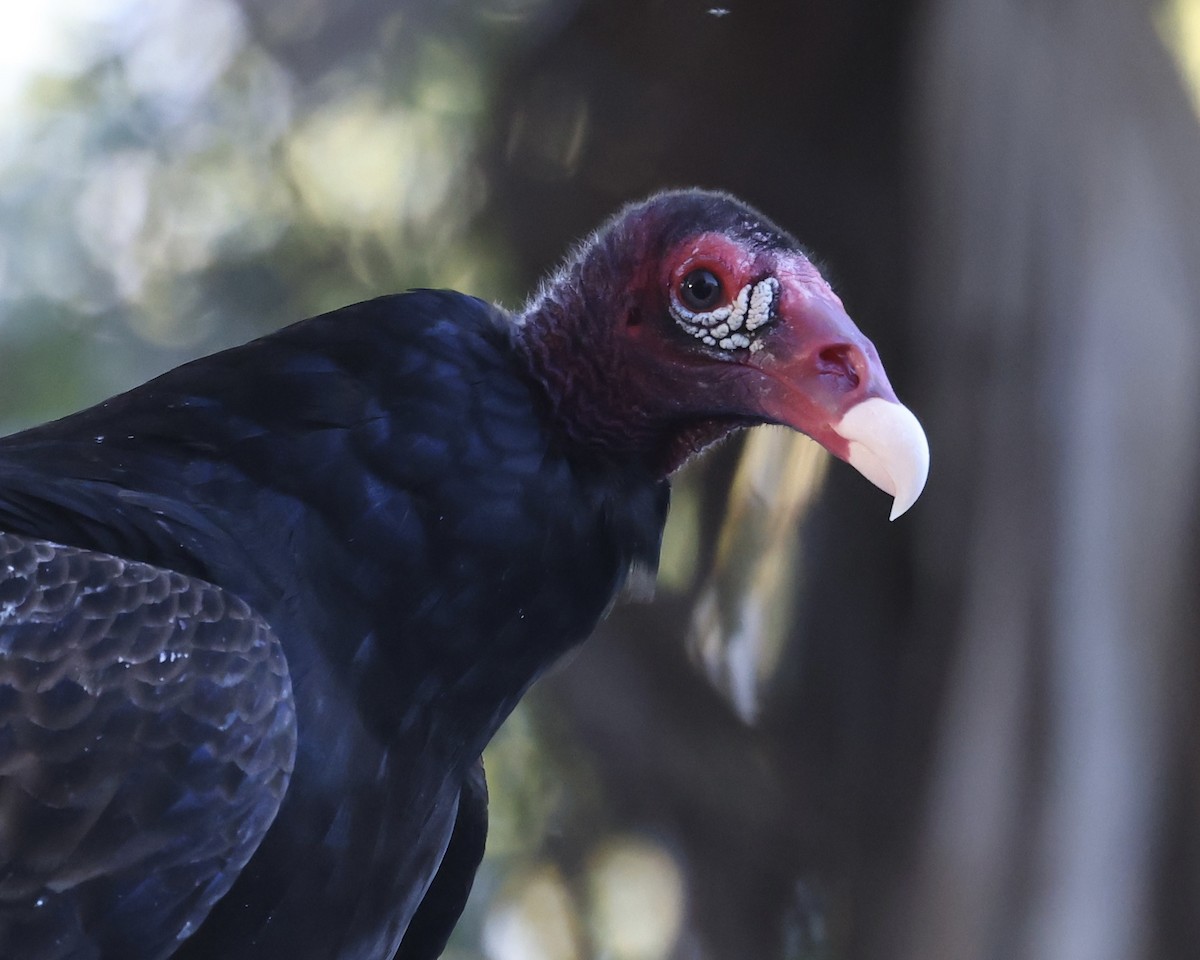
[
  {"x1": 514, "y1": 233, "x2": 646, "y2": 456},
  {"x1": 512, "y1": 232, "x2": 747, "y2": 476}
]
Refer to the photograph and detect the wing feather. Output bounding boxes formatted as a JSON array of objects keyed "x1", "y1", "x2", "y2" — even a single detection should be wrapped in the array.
[{"x1": 0, "y1": 532, "x2": 297, "y2": 960}]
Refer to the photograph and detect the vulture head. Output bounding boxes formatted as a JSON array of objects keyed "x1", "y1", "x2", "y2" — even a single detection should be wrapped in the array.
[{"x1": 517, "y1": 189, "x2": 929, "y2": 518}]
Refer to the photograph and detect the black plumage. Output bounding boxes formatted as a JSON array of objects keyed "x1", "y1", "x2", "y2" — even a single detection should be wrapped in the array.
[{"x1": 0, "y1": 191, "x2": 927, "y2": 959}]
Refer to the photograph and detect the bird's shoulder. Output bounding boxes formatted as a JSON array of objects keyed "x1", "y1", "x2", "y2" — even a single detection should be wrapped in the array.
[{"x1": 0, "y1": 290, "x2": 530, "y2": 561}]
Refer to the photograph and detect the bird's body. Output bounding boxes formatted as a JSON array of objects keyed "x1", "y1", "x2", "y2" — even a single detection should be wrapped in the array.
[
  {"x1": 0, "y1": 292, "x2": 663, "y2": 959},
  {"x1": 0, "y1": 192, "x2": 927, "y2": 958}
]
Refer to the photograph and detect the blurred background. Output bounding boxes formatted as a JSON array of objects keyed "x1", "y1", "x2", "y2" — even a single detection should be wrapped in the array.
[{"x1": 1, "y1": 1, "x2": 1199, "y2": 958}]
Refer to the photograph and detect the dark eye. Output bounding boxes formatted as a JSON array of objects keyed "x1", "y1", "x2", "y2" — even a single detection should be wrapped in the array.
[{"x1": 680, "y1": 269, "x2": 723, "y2": 311}]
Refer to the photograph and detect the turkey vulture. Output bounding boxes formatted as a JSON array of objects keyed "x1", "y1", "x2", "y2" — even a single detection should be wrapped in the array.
[{"x1": 0, "y1": 191, "x2": 927, "y2": 959}]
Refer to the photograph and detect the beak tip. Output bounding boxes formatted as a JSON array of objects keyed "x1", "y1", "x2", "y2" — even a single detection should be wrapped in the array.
[{"x1": 888, "y1": 488, "x2": 919, "y2": 522}]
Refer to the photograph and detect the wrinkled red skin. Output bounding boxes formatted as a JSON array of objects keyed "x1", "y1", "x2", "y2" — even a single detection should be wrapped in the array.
[
  {"x1": 518, "y1": 194, "x2": 898, "y2": 476},
  {"x1": 643, "y1": 232, "x2": 897, "y2": 467}
]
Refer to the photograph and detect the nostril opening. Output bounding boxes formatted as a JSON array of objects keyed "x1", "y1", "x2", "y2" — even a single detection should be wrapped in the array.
[{"x1": 817, "y1": 345, "x2": 861, "y2": 388}]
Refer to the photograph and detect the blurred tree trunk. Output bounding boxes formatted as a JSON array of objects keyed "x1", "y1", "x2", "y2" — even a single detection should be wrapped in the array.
[{"x1": 887, "y1": 1, "x2": 1200, "y2": 958}]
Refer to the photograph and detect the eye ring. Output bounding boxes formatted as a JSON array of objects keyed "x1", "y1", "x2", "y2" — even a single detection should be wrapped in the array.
[{"x1": 679, "y1": 269, "x2": 724, "y2": 312}]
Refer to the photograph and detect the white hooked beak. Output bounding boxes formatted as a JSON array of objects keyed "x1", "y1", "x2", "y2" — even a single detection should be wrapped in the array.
[{"x1": 833, "y1": 397, "x2": 929, "y2": 519}]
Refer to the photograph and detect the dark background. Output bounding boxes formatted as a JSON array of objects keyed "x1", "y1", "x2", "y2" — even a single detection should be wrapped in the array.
[{"x1": 1, "y1": 1, "x2": 1199, "y2": 958}]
